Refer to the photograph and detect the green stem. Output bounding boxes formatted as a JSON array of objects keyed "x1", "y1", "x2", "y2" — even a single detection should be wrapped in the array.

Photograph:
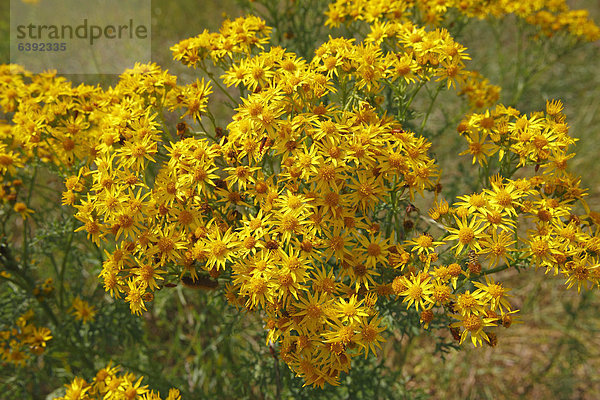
[
  {"x1": 204, "y1": 107, "x2": 220, "y2": 133},
  {"x1": 489, "y1": 19, "x2": 506, "y2": 86},
  {"x1": 272, "y1": 346, "x2": 281, "y2": 400},
  {"x1": 0, "y1": 242, "x2": 59, "y2": 326},
  {"x1": 511, "y1": 42, "x2": 579, "y2": 105},
  {"x1": 157, "y1": 107, "x2": 175, "y2": 143},
  {"x1": 397, "y1": 334, "x2": 415, "y2": 370},
  {"x1": 480, "y1": 263, "x2": 510, "y2": 276},
  {"x1": 59, "y1": 228, "x2": 75, "y2": 310},
  {"x1": 400, "y1": 79, "x2": 426, "y2": 123},
  {"x1": 385, "y1": 176, "x2": 398, "y2": 238},
  {"x1": 512, "y1": 20, "x2": 524, "y2": 105},
  {"x1": 197, "y1": 121, "x2": 219, "y2": 145},
  {"x1": 199, "y1": 62, "x2": 238, "y2": 106},
  {"x1": 340, "y1": 77, "x2": 348, "y2": 109},
  {"x1": 21, "y1": 164, "x2": 38, "y2": 269},
  {"x1": 419, "y1": 82, "x2": 444, "y2": 136}
]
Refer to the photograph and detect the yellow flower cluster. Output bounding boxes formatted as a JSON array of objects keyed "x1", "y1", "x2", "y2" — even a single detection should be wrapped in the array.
[
  {"x1": 326, "y1": 0, "x2": 600, "y2": 41},
  {"x1": 216, "y1": 16, "x2": 501, "y2": 109},
  {"x1": 0, "y1": 64, "x2": 98, "y2": 222},
  {"x1": 0, "y1": 309, "x2": 52, "y2": 366},
  {"x1": 170, "y1": 13, "x2": 599, "y2": 384},
  {"x1": 138, "y1": 25, "x2": 445, "y2": 384},
  {"x1": 171, "y1": 15, "x2": 272, "y2": 66},
  {"x1": 170, "y1": 13, "x2": 518, "y2": 385},
  {"x1": 458, "y1": 100, "x2": 576, "y2": 171},
  {"x1": 221, "y1": 86, "x2": 439, "y2": 386},
  {"x1": 316, "y1": 21, "x2": 473, "y2": 90},
  {"x1": 54, "y1": 363, "x2": 181, "y2": 400},
  {"x1": 452, "y1": 101, "x2": 600, "y2": 291},
  {"x1": 0, "y1": 62, "x2": 213, "y2": 316},
  {"x1": 71, "y1": 296, "x2": 98, "y2": 323},
  {"x1": 389, "y1": 99, "x2": 600, "y2": 344},
  {"x1": 32, "y1": 277, "x2": 55, "y2": 300},
  {"x1": 0, "y1": 65, "x2": 102, "y2": 172},
  {"x1": 66, "y1": 64, "x2": 212, "y2": 315},
  {"x1": 1, "y1": 7, "x2": 598, "y2": 389},
  {"x1": 458, "y1": 71, "x2": 501, "y2": 110}
]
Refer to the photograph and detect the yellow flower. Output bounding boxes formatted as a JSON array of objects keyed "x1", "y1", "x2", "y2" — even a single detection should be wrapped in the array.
[
  {"x1": 125, "y1": 280, "x2": 147, "y2": 316},
  {"x1": 445, "y1": 216, "x2": 488, "y2": 256},
  {"x1": 310, "y1": 265, "x2": 338, "y2": 295},
  {"x1": 454, "y1": 192, "x2": 488, "y2": 214},
  {"x1": 333, "y1": 295, "x2": 369, "y2": 324},
  {"x1": 450, "y1": 313, "x2": 497, "y2": 347},
  {"x1": 132, "y1": 259, "x2": 166, "y2": 291},
  {"x1": 357, "y1": 232, "x2": 390, "y2": 268},
  {"x1": 275, "y1": 209, "x2": 309, "y2": 245},
  {"x1": 473, "y1": 277, "x2": 513, "y2": 312},
  {"x1": 428, "y1": 197, "x2": 450, "y2": 220},
  {"x1": 478, "y1": 229, "x2": 516, "y2": 268},
  {"x1": 147, "y1": 225, "x2": 187, "y2": 264},
  {"x1": 0, "y1": 147, "x2": 24, "y2": 176},
  {"x1": 293, "y1": 291, "x2": 332, "y2": 330},
  {"x1": 459, "y1": 130, "x2": 498, "y2": 166},
  {"x1": 269, "y1": 266, "x2": 306, "y2": 302},
  {"x1": 347, "y1": 170, "x2": 384, "y2": 213},
  {"x1": 224, "y1": 165, "x2": 259, "y2": 191},
  {"x1": 13, "y1": 202, "x2": 34, "y2": 219},
  {"x1": 221, "y1": 63, "x2": 248, "y2": 88},
  {"x1": 344, "y1": 258, "x2": 380, "y2": 291},
  {"x1": 121, "y1": 376, "x2": 149, "y2": 399},
  {"x1": 477, "y1": 205, "x2": 516, "y2": 232},
  {"x1": 562, "y1": 254, "x2": 598, "y2": 293},
  {"x1": 73, "y1": 216, "x2": 105, "y2": 246},
  {"x1": 527, "y1": 233, "x2": 555, "y2": 270},
  {"x1": 405, "y1": 232, "x2": 444, "y2": 255},
  {"x1": 431, "y1": 282, "x2": 453, "y2": 305},
  {"x1": 310, "y1": 157, "x2": 346, "y2": 193},
  {"x1": 196, "y1": 226, "x2": 239, "y2": 271},
  {"x1": 57, "y1": 364, "x2": 180, "y2": 400},
  {"x1": 322, "y1": 319, "x2": 357, "y2": 347},
  {"x1": 241, "y1": 275, "x2": 272, "y2": 310},
  {"x1": 390, "y1": 52, "x2": 420, "y2": 84},
  {"x1": 166, "y1": 388, "x2": 182, "y2": 400},
  {"x1": 24, "y1": 326, "x2": 52, "y2": 355},
  {"x1": 71, "y1": 297, "x2": 98, "y2": 323},
  {"x1": 117, "y1": 134, "x2": 157, "y2": 171},
  {"x1": 178, "y1": 79, "x2": 212, "y2": 122},
  {"x1": 454, "y1": 290, "x2": 487, "y2": 316},
  {"x1": 356, "y1": 315, "x2": 386, "y2": 358},
  {"x1": 399, "y1": 273, "x2": 434, "y2": 311},
  {"x1": 322, "y1": 227, "x2": 351, "y2": 262},
  {"x1": 59, "y1": 377, "x2": 90, "y2": 400}
]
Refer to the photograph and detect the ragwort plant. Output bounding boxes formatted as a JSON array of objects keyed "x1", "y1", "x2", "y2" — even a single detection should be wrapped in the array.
[{"x1": 1, "y1": 0, "x2": 599, "y2": 397}]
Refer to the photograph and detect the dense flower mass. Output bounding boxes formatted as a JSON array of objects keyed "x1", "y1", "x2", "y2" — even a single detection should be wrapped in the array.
[
  {"x1": 54, "y1": 364, "x2": 181, "y2": 400},
  {"x1": 325, "y1": 0, "x2": 600, "y2": 42},
  {"x1": 1, "y1": 0, "x2": 599, "y2": 391},
  {"x1": 0, "y1": 309, "x2": 52, "y2": 366}
]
